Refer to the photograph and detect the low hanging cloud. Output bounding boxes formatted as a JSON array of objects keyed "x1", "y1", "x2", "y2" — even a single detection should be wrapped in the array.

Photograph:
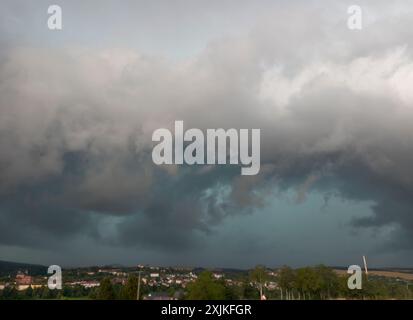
[{"x1": 1, "y1": 0, "x2": 413, "y2": 258}]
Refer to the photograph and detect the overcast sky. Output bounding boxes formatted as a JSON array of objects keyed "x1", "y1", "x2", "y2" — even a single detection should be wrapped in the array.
[{"x1": 1, "y1": 0, "x2": 413, "y2": 268}]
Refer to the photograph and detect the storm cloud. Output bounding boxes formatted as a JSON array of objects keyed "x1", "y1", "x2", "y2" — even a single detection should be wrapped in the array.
[{"x1": 1, "y1": 0, "x2": 413, "y2": 267}]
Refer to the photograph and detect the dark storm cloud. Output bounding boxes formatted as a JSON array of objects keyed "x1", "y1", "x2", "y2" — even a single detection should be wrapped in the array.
[
  {"x1": 1, "y1": 0, "x2": 413, "y2": 261},
  {"x1": 0, "y1": 189, "x2": 96, "y2": 248}
]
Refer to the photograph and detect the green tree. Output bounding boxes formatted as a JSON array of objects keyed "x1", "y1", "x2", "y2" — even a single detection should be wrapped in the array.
[
  {"x1": 277, "y1": 266, "x2": 296, "y2": 300},
  {"x1": 186, "y1": 271, "x2": 226, "y2": 300},
  {"x1": 25, "y1": 286, "x2": 33, "y2": 299},
  {"x1": 295, "y1": 267, "x2": 321, "y2": 299},
  {"x1": 242, "y1": 282, "x2": 260, "y2": 300},
  {"x1": 88, "y1": 287, "x2": 98, "y2": 300},
  {"x1": 314, "y1": 265, "x2": 339, "y2": 299},
  {"x1": 97, "y1": 278, "x2": 116, "y2": 300},
  {"x1": 120, "y1": 275, "x2": 139, "y2": 300},
  {"x1": 0, "y1": 286, "x2": 18, "y2": 300},
  {"x1": 41, "y1": 287, "x2": 52, "y2": 299},
  {"x1": 221, "y1": 280, "x2": 238, "y2": 300},
  {"x1": 249, "y1": 265, "x2": 268, "y2": 299}
]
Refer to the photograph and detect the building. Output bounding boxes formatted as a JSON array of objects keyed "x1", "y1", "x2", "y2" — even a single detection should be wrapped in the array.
[
  {"x1": 69, "y1": 281, "x2": 100, "y2": 288},
  {"x1": 15, "y1": 272, "x2": 32, "y2": 286}
]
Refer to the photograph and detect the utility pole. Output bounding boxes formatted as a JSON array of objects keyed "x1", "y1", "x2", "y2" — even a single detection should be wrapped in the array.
[
  {"x1": 137, "y1": 270, "x2": 141, "y2": 300},
  {"x1": 363, "y1": 255, "x2": 368, "y2": 280}
]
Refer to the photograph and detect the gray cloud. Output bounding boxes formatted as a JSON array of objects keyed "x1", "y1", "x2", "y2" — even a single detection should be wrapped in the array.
[{"x1": 1, "y1": 0, "x2": 413, "y2": 265}]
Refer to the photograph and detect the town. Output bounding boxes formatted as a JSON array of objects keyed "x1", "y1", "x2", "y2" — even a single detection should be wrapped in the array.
[{"x1": 1, "y1": 260, "x2": 412, "y2": 300}]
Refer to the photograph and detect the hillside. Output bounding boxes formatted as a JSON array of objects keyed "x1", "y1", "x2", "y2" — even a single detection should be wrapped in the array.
[{"x1": 0, "y1": 260, "x2": 47, "y2": 276}]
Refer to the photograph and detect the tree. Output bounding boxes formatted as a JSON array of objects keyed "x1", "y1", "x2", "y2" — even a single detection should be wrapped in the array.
[
  {"x1": 221, "y1": 280, "x2": 238, "y2": 300},
  {"x1": 249, "y1": 265, "x2": 268, "y2": 299},
  {"x1": 41, "y1": 287, "x2": 53, "y2": 299},
  {"x1": 120, "y1": 275, "x2": 139, "y2": 300},
  {"x1": 97, "y1": 277, "x2": 116, "y2": 300},
  {"x1": 277, "y1": 266, "x2": 295, "y2": 300},
  {"x1": 0, "y1": 286, "x2": 18, "y2": 300},
  {"x1": 25, "y1": 286, "x2": 33, "y2": 299},
  {"x1": 242, "y1": 282, "x2": 260, "y2": 300},
  {"x1": 314, "y1": 265, "x2": 339, "y2": 299},
  {"x1": 295, "y1": 267, "x2": 323, "y2": 299},
  {"x1": 88, "y1": 287, "x2": 98, "y2": 300},
  {"x1": 186, "y1": 271, "x2": 226, "y2": 300}
]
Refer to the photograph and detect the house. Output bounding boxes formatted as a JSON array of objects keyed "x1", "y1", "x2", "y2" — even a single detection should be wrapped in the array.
[
  {"x1": 69, "y1": 280, "x2": 100, "y2": 288},
  {"x1": 15, "y1": 272, "x2": 32, "y2": 285}
]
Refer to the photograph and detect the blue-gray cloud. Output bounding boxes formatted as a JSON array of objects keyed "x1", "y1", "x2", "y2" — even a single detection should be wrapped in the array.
[{"x1": 1, "y1": 0, "x2": 413, "y2": 267}]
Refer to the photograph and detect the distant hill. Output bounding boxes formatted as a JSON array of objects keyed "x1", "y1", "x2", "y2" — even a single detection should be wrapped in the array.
[{"x1": 0, "y1": 260, "x2": 47, "y2": 277}]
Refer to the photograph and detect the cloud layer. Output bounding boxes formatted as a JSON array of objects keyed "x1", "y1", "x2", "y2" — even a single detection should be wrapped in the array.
[{"x1": 1, "y1": 0, "x2": 413, "y2": 265}]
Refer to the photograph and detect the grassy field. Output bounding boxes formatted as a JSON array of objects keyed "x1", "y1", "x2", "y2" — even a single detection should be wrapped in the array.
[{"x1": 334, "y1": 269, "x2": 413, "y2": 281}]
